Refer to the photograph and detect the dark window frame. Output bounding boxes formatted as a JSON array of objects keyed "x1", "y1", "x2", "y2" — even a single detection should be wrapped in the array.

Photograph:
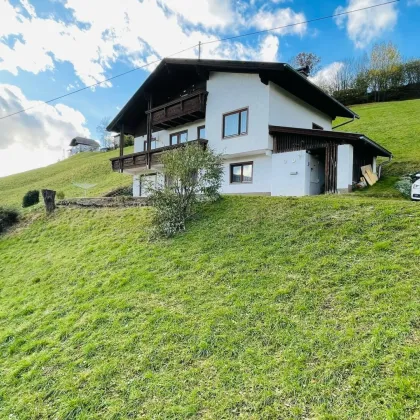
[
  {"x1": 222, "y1": 107, "x2": 249, "y2": 139},
  {"x1": 312, "y1": 123, "x2": 324, "y2": 130},
  {"x1": 170, "y1": 130, "x2": 188, "y2": 146},
  {"x1": 230, "y1": 161, "x2": 253, "y2": 184},
  {"x1": 197, "y1": 125, "x2": 206, "y2": 139}
]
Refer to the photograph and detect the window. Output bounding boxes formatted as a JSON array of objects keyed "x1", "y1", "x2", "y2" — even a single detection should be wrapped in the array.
[
  {"x1": 170, "y1": 130, "x2": 188, "y2": 145},
  {"x1": 230, "y1": 162, "x2": 253, "y2": 183},
  {"x1": 312, "y1": 123, "x2": 324, "y2": 130},
  {"x1": 223, "y1": 108, "x2": 248, "y2": 138},
  {"x1": 143, "y1": 138, "x2": 157, "y2": 151},
  {"x1": 197, "y1": 125, "x2": 206, "y2": 139}
]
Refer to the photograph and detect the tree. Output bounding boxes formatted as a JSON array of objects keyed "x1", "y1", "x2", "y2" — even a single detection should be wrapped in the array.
[
  {"x1": 97, "y1": 117, "x2": 134, "y2": 149},
  {"x1": 290, "y1": 52, "x2": 321, "y2": 75},
  {"x1": 368, "y1": 42, "x2": 403, "y2": 100},
  {"x1": 147, "y1": 143, "x2": 224, "y2": 238},
  {"x1": 96, "y1": 116, "x2": 115, "y2": 148}
]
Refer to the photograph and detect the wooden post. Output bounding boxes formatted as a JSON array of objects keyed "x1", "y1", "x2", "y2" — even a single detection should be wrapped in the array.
[
  {"x1": 146, "y1": 95, "x2": 153, "y2": 169},
  {"x1": 41, "y1": 189, "x2": 56, "y2": 214},
  {"x1": 119, "y1": 124, "x2": 124, "y2": 173}
]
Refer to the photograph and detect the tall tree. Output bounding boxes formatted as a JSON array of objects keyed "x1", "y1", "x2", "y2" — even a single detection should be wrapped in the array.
[{"x1": 290, "y1": 52, "x2": 321, "y2": 75}]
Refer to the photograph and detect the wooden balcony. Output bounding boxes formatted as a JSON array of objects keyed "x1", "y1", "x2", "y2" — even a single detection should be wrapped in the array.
[
  {"x1": 110, "y1": 139, "x2": 208, "y2": 172},
  {"x1": 146, "y1": 90, "x2": 208, "y2": 130}
]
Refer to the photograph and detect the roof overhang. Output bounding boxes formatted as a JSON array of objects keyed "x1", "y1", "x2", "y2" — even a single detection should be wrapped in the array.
[
  {"x1": 269, "y1": 125, "x2": 392, "y2": 158},
  {"x1": 107, "y1": 58, "x2": 358, "y2": 135},
  {"x1": 69, "y1": 137, "x2": 100, "y2": 147}
]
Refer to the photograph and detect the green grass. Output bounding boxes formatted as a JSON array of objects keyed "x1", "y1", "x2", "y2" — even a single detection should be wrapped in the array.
[
  {"x1": 0, "y1": 196, "x2": 419, "y2": 419},
  {"x1": 0, "y1": 147, "x2": 133, "y2": 208},
  {"x1": 337, "y1": 99, "x2": 420, "y2": 176},
  {"x1": 1, "y1": 99, "x2": 419, "y2": 208}
]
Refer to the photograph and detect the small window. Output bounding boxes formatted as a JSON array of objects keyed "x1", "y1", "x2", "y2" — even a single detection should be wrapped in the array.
[
  {"x1": 170, "y1": 130, "x2": 188, "y2": 145},
  {"x1": 223, "y1": 108, "x2": 248, "y2": 138},
  {"x1": 143, "y1": 138, "x2": 157, "y2": 151},
  {"x1": 197, "y1": 125, "x2": 206, "y2": 139},
  {"x1": 230, "y1": 162, "x2": 253, "y2": 183},
  {"x1": 312, "y1": 123, "x2": 324, "y2": 130}
]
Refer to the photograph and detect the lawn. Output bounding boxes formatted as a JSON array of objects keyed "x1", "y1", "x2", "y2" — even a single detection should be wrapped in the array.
[
  {"x1": 0, "y1": 147, "x2": 133, "y2": 208},
  {"x1": 0, "y1": 196, "x2": 419, "y2": 419}
]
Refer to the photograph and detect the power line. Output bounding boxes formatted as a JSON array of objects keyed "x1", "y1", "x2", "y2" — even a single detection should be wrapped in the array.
[
  {"x1": 201, "y1": 0, "x2": 400, "y2": 45},
  {"x1": 0, "y1": 0, "x2": 399, "y2": 122}
]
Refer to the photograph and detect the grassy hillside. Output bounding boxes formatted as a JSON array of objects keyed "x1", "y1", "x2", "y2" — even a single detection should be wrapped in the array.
[
  {"x1": 337, "y1": 99, "x2": 420, "y2": 176},
  {"x1": 0, "y1": 147, "x2": 133, "y2": 208},
  {"x1": 0, "y1": 196, "x2": 419, "y2": 419},
  {"x1": 1, "y1": 100, "x2": 420, "y2": 208}
]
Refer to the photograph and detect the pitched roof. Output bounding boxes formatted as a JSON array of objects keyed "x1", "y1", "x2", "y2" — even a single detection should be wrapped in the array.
[
  {"x1": 107, "y1": 58, "x2": 358, "y2": 135},
  {"x1": 69, "y1": 137, "x2": 100, "y2": 148},
  {"x1": 269, "y1": 125, "x2": 392, "y2": 157}
]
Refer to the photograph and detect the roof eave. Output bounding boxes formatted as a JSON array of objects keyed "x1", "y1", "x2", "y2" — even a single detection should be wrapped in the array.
[{"x1": 283, "y1": 64, "x2": 359, "y2": 120}]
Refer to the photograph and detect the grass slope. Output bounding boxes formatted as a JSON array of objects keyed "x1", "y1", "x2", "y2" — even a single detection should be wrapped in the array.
[
  {"x1": 1, "y1": 99, "x2": 420, "y2": 208},
  {"x1": 337, "y1": 99, "x2": 420, "y2": 176},
  {"x1": 0, "y1": 147, "x2": 133, "y2": 208},
  {"x1": 0, "y1": 196, "x2": 419, "y2": 419}
]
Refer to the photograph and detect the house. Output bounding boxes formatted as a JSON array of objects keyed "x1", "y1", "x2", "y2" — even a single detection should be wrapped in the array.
[
  {"x1": 69, "y1": 137, "x2": 100, "y2": 156},
  {"x1": 107, "y1": 58, "x2": 392, "y2": 197}
]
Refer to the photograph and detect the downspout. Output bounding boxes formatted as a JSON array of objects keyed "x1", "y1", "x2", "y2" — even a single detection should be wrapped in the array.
[{"x1": 332, "y1": 115, "x2": 356, "y2": 130}]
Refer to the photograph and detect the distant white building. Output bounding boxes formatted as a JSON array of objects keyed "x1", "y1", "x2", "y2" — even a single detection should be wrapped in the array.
[
  {"x1": 107, "y1": 58, "x2": 392, "y2": 197},
  {"x1": 69, "y1": 137, "x2": 100, "y2": 156}
]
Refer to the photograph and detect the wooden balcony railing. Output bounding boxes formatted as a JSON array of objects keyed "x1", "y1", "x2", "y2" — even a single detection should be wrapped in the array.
[
  {"x1": 146, "y1": 90, "x2": 208, "y2": 130},
  {"x1": 110, "y1": 139, "x2": 208, "y2": 172}
]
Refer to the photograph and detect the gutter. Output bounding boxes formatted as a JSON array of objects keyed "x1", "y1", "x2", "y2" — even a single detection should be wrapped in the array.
[{"x1": 332, "y1": 115, "x2": 356, "y2": 130}]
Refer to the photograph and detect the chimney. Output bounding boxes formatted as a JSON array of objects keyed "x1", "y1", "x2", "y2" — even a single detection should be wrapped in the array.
[{"x1": 296, "y1": 65, "x2": 310, "y2": 77}]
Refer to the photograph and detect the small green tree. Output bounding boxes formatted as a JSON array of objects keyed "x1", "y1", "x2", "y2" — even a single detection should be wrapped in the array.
[{"x1": 147, "y1": 143, "x2": 224, "y2": 238}]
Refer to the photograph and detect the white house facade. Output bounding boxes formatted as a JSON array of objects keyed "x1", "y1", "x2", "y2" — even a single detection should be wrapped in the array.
[{"x1": 107, "y1": 59, "x2": 392, "y2": 197}]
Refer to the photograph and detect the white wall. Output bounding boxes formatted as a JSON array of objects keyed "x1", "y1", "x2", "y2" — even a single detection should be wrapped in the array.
[
  {"x1": 269, "y1": 82, "x2": 332, "y2": 130},
  {"x1": 134, "y1": 120, "x2": 205, "y2": 153},
  {"x1": 221, "y1": 154, "x2": 272, "y2": 195},
  {"x1": 206, "y1": 72, "x2": 270, "y2": 156},
  {"x1": 337, "y1": 144, "x2": 354, "y2": 193},
  {"x1": 271, "y1": 151, "x2": 309, "y2": 196}
]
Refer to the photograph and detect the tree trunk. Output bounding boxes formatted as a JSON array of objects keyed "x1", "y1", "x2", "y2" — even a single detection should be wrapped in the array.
[{"x1": 41, "y1": 189, "x2": 56, "y2": 214}]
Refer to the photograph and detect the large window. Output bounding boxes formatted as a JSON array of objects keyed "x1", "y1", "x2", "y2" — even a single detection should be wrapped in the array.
[
  {"x1": 197, "y1": 125, "x2": 206, "y2": 139},
  {"x1": 170, "y1": 130, "x2": 188, "y2": 145},
  {"x1": 230, "y1": 162, "x2": 253, "y2": 183},
  {"x1": 223, "y1": 108, "x2": 248, "y2": 138}
]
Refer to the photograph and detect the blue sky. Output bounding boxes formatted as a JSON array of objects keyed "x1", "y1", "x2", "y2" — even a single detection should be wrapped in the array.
[{"x1": 0, "y1": 0, "x2": 419, "y2": 176}]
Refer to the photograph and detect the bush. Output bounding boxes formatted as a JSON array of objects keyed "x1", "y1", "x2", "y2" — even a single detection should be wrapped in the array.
[
  {"x1": 22, "y1": 190, "x2": 40, "y2": 208},
  {"x1": 56, "y1": 191, "x2": 65, "y2": 200},
  {"x1": 0, "y1": 207, "x2": 19, "y2": 234},
  {"x1": 148, "y1": 143, "x2": 223, "y2": 238},
  {"x1": 395, "y1": 176, "x2": 412, "y2": 198}
]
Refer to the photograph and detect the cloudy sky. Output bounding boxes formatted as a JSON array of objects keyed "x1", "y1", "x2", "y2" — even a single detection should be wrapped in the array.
[{"x1": 0, "y1": 0, "x2": 418, "y2": 177}]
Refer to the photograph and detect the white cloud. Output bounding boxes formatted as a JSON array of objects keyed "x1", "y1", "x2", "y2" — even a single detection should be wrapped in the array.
[
  {"x1": 334, "y1": 0, "x2": 398, "y2": 48},
  {"x1": 252, "y1": 7, "x2": 307, "y2": 36},
  {"x1": 0, "y1": 0, "x2": 308, "y2": 88},
  {"x1": 0, "y1": 84, "x2": 90, "y2": 177},
  {"x1": 310, "y1": 62, "x2": 345, "y2": 88}
]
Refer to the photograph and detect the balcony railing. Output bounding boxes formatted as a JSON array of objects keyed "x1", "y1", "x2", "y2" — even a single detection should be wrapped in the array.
[
  {"x1": 146, "y1": 90, "x2": 208, "y2": 130},
  {"x1": 110, "y1": 139, "x2": 208, "y2": 172}
]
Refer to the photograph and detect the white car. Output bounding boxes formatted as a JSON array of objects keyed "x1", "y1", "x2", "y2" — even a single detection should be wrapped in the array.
[{"x1": 411, "y1": 174, "x2": 420, "y2": 201}]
